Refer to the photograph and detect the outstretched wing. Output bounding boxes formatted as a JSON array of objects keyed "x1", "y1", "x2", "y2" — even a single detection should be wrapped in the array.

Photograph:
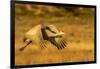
[{"x1": 48, "y1": 37, "x2": 67, "y2": 49}]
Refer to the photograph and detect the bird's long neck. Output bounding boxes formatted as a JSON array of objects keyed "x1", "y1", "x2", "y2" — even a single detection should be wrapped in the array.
[{"x1": 41, "y1": 27, "x2": 48, "y2": 40}]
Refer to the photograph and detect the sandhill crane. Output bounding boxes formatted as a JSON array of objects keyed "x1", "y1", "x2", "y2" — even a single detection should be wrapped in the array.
[{"x1": 19, "y1": 24, "x2": 67, "y2": 51}]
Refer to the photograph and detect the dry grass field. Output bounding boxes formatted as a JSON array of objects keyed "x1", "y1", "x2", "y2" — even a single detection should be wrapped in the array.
[{"x1": 15, "y1": 4, "x2": 95, "y2": 65}]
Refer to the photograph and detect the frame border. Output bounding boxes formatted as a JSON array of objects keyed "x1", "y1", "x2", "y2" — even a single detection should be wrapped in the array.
[{"x1": 10, "y1": 1, "x2": 97, "y2": 69}]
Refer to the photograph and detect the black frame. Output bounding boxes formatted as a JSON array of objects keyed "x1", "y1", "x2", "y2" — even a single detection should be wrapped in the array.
[{"x1": 10, "y1": 1, "x2": 97, "y2": 69}]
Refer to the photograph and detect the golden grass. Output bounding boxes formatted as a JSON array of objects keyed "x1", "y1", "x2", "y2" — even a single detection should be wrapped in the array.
[
  {"x1": 15, "y1": 4, "x2": 95, "y2": 65},
  {"x1": 15, "y1": 41, "x2": 94, "y2": 65}
]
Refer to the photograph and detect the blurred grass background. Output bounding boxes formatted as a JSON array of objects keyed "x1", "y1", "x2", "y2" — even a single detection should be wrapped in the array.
[{"x1": 15, "y1": 3, "x2": 95, "y2": 65}]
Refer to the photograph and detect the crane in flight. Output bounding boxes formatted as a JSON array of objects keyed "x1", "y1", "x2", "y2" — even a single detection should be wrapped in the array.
[{"x1": 19, "y1": 23, "x2": 67, "y2": 51}]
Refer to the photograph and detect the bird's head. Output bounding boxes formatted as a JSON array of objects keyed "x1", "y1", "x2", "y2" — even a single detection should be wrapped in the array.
[
  {"x1": 51, "y1": 31, "x2": 64, "y2": 38},
  {"x1": 42, "y1": 24, "x2": 65, "y2": 38}
]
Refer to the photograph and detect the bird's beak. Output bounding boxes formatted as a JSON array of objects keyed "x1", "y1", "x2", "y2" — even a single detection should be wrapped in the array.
[
  {"x1": 49, "y1": 31, "x2": 64, "y2": 38},
  {"x1": 59, "y1": 31, "x2": 64, "y2": 35}
]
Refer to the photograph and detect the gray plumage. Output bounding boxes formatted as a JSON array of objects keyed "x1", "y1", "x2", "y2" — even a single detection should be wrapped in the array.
[{"x1": 19, "y1": 24, "x2": 67, "y2": 51}]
